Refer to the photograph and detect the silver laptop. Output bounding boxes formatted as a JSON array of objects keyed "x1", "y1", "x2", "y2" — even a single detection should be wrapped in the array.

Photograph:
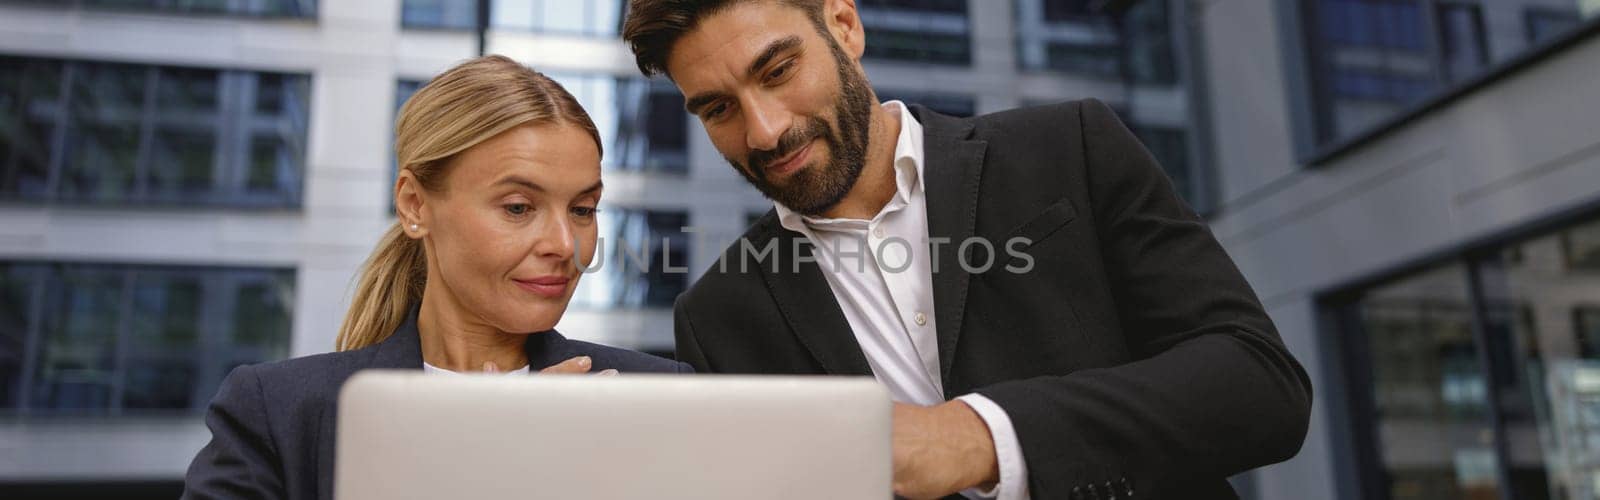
[{"x1": 335, "y1": 372, "x2": 891, "y2": 500}]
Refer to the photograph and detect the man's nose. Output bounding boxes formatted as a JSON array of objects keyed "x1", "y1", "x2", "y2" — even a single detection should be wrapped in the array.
[{"x1": 743, "y1": 97, "x2": 790, "y2": 152}]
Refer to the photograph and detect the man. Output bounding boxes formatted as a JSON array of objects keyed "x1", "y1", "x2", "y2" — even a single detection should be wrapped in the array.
[{"x1": 623, "y1": 1, "x2": 1312, "y2": 498}]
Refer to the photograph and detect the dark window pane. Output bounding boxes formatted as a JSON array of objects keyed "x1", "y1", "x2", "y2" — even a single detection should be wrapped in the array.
[
  {"x1": 490, "y1": 0, "x2": 626, "y2": 36},
  {"x1": 1122, "y1": 0, "x2": 1176, "y2": 85},
  {"x1": 121, "y1": 272, "x2": 202, "y2": 411},
  {"x1": 1304, "y1": 0, "x2": 1599, "y2": 148},
  {"x1": 128, "y1": 275, "x2": 200, "y2": 347},
  {"x1": 1042, "y1": 0, "x2": 1097, "y2": 21},
  {"x1": 0, "y1": 264, "x2": 33, "y2": 409},
  {"x1": 1436, "y1": 4, "x2": 1487, "y2": 83},
  {"x1": 1471, "y1": 211, "x2": 1600, "y2": 499},
  {"x1": 247, "y1": 135, "x2": 287, "y2": 193},
  {"x1": 4, "y1": 261, "x2": 296, "y2": 414},
  {"x1": 402, "y1": 0, "x2": 479, "y2": 29},
  {"x1": 121, "y1": 360, "x2": 195, "y2": 410},
  {"x1": 1044, "y1": 42, "x2": 1122, "y2": 78},
  {"x1": 574, "y1": 209, "x2": 689, "y2": 309},
  {"x1": 147, "y1": 128, "x2": 216, "y2": 199},
  {"x1": 1343, "y1": 263, "x2": 1503, "y2": 500},
  {"x1": 1564, "y1": 218, "x2": 1600, "y2": 270},
  {"x1": 234, "y1": 280, "x2": 291, "y2": 361},
  {"x1": 860, "y1": 0, "x2": 971, "y2": 65},
  {"x1": 156, "y1": 67, "x2": 219, "y2": 114},
  {"x1": 81, "y1": 0, "x2": 316, "y2": 17},
  {"x1": 60, "y1": 125, "x2": 140, "y2": 203},
  {"x1": 255, "y1": 73, "x2": 308, "y2": 117},
  {"x1": 1525, "y1": 8, "x2": 1582, "y2": 44},
  {"x1": 547, "y1": 74, "x2": 688, "y2": 175},
  {"x1": 0, "y1": 56, "x2": 62, "y2": 199},
  {"x1": 1576, "y1": 307, "x2": 1600, "y2": 360},
  {"x1": 31, "y1": 267, "x2": 122, "y2": 414}
]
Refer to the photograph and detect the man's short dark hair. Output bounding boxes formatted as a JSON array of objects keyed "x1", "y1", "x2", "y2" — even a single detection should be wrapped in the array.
[{"x1": 623, "y1": 0, "x2": 827, "y2": 78}]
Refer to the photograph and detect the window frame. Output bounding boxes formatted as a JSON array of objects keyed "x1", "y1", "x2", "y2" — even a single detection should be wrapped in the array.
[
  {"x1": 1315, "y1": 197, "x2": 1600, "y2": 500},
  {"x1": 1283, "y1": 0, "x2": 1600, "y2": 166}
]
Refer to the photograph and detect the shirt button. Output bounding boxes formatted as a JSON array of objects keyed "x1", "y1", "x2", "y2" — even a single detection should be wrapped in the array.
[
  {"x1": 914, "y1": 312, "x2": 927, "y2": 326},
  {"x1": 872, "y1": 226, "x2": 886, "y2": 239}
]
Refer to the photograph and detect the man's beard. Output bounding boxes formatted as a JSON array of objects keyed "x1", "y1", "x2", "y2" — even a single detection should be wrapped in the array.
[{"x1": 725, "y1": 40, "x2": 874, "y2": 217}]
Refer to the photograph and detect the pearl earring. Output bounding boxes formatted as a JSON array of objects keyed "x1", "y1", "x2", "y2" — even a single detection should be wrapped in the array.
[{"x1": 409, "y1": 223, "x2": 419, "y2": 231}]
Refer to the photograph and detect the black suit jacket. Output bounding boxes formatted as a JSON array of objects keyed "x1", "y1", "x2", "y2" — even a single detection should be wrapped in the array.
[
  {"x1": 182, "y1": 309, "x2": 691, "y2": 500},
  {"x1": 673, "y1": 99, "x2": 1312, "y2": 499}
]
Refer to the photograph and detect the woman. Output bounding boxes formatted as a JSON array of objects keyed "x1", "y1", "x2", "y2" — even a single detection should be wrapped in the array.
[{"x1": 182, "y1": 55, "x2": 690, "y2": 500}]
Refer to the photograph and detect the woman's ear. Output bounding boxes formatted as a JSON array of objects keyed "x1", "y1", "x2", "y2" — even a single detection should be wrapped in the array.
[{"x1": 395, "y1": 170, "x2": 430, "y2": 239}]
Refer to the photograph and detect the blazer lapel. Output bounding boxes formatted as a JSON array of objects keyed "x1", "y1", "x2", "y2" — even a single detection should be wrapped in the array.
[
  {"x1": 757, "y1": 224, "x2": 873, "y2": 376},
  {"x1": 367, "y1": 308, "x2": 426, "y2": 370},
  {"x1": 913, "y1": 105, "x2": 988, "y2": 387}
]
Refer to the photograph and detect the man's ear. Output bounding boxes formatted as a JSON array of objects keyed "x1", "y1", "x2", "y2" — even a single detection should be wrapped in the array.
[
  {"x1": 824, "y1": 0, "x2": 866, "y2": 60},
  {"x1": 394, "y1": 170, "x2": 431, "y2": 239}
]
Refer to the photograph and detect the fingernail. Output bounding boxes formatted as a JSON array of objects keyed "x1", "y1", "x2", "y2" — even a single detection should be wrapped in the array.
[
  {"x1": 599, "y1": 369, "x2": 619, "y2": 376},
  {"x1": 577, "y1": 356, "x2": 592, "y2": 368}
]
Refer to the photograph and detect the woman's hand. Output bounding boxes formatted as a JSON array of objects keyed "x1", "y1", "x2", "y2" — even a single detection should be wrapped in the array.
[{"x1": 482, "y1": 357, "x2": 618, "y2": 375}]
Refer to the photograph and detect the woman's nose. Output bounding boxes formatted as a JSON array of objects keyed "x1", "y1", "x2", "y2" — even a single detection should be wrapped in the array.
[{"x1": 535, "y1": 216, "x2": 577, "y2": 260}]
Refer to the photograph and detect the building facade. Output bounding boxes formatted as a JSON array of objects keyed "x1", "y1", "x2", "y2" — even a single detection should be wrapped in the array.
[
  {"x1": 1201, "y1": 1, "x2": 1600, "y2": 499},
  {"x1": 0, "y1": 0, "x2": 1211, "y2": 496}
]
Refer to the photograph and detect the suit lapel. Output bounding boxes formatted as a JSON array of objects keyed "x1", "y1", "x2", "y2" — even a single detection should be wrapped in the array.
[
  {"x1": 913, "y1": 105, "x2": 987, "y2": 387},
  {"x1": 757, "y1": 224, "x2": 873, "y2": 376},
  {"x1": 367, "y1": 309, "x2": 426, "y2": 369}
]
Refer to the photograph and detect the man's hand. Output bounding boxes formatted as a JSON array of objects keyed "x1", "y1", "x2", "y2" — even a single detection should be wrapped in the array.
[{"x1": 892, "y1": 400, "x2": 1000, "y2": 499}]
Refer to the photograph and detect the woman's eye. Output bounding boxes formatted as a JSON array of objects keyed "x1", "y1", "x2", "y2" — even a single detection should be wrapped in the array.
[
  {"x1": 571, "y1": 206, "x2": 599, "y2": 218},
  {"x1": 505, "y1": 204, "x2": 531, "y2": 216}
]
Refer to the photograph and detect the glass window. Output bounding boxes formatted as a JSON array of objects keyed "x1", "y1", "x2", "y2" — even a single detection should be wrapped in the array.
[
  {"x1": 859, "y1": 0, "x2": 972, "y2": 66},
  {"x1": 490, "y1": 0, "x2": 625, "y2": 37},
  {"x1": 0, "y1": 55, "x2": 309, "y2": 208},
  {"x1": 402, "y1": 0, "x2": 478, "y2": 30},
  {"x1": 1525, "y1": 8, "x2": 1583, "y2": 44},
  {"x1": 0, "y1": 262, "x2": 296, "y2": 416},
  {"x1": 1333, "y1": 211, "x2": 1600, "y2": 500},
  {"x1": 1016, "y1": 0, "x2": 1176, "y2": 85},
  {"x1": 387, "y1": 80, "x2": 425, "y2": 210},
  {"x1": 1437, "y1": 3, "x2": 1488, "y2": 83},
  {"x1": 1300, "y1": 0, "x2": 1599, "y2": 148},
  {"x1": 1042, "y1": 0, "x2": 1097, "y2": 22},
  {"x1": 1471, "y1": 214, "x2": 1600, "y2": 500},
  {"x1": 1337, "y1": 263, "x2": 1504, "y2": 500},
  {"x1": 547, "y1": 74, "x2": 689, "y2": 175},
  {"x1": 72, "y1": 0, "x2": 316, "y2": 17},
  {"x1": 571, "y1": 209, "x2": 690, "y2": 309}
]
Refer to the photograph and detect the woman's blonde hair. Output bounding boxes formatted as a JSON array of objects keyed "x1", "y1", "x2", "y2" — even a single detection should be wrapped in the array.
[{"x1": 335, "y1": 55, "x2": 602, "y2": 351}]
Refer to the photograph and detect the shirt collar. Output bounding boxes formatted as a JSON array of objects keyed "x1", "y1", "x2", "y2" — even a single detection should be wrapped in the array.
[{"x1": 774, "y1": 100, "x2": 925, "y2": 233}]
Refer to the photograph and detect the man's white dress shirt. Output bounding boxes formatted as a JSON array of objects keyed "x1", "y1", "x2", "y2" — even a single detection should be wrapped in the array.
[{"x1": 772, "y1": 101, "x2": 1029, "y2": 500}]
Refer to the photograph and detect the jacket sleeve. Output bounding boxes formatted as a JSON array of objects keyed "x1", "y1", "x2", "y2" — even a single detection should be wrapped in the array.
[
  {"x1": 182, "y1": 365, "x2": 286, "y2": 499},
  {"x1": 673, "y1": 293, "x2": 713, "y2": 373},
  {"x1": 972, "y1": 99, "x2": 1313, "y2": 498}
]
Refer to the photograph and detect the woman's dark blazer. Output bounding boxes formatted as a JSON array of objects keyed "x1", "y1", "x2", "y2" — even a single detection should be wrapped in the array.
[{"x1": 181, "y1": 310, "x2": 692, "y2": 500}]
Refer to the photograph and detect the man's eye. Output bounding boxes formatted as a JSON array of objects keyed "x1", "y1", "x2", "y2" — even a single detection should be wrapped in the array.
[
  {"x1": 767, "y1": 64, "x2": 789, "y2": 81},
  {"x1": 704, "y1": 103, "x2": 727, "y2": 119},
  {"x1": 505, "y1": 204, "x2": 531, "y2": 216}
]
